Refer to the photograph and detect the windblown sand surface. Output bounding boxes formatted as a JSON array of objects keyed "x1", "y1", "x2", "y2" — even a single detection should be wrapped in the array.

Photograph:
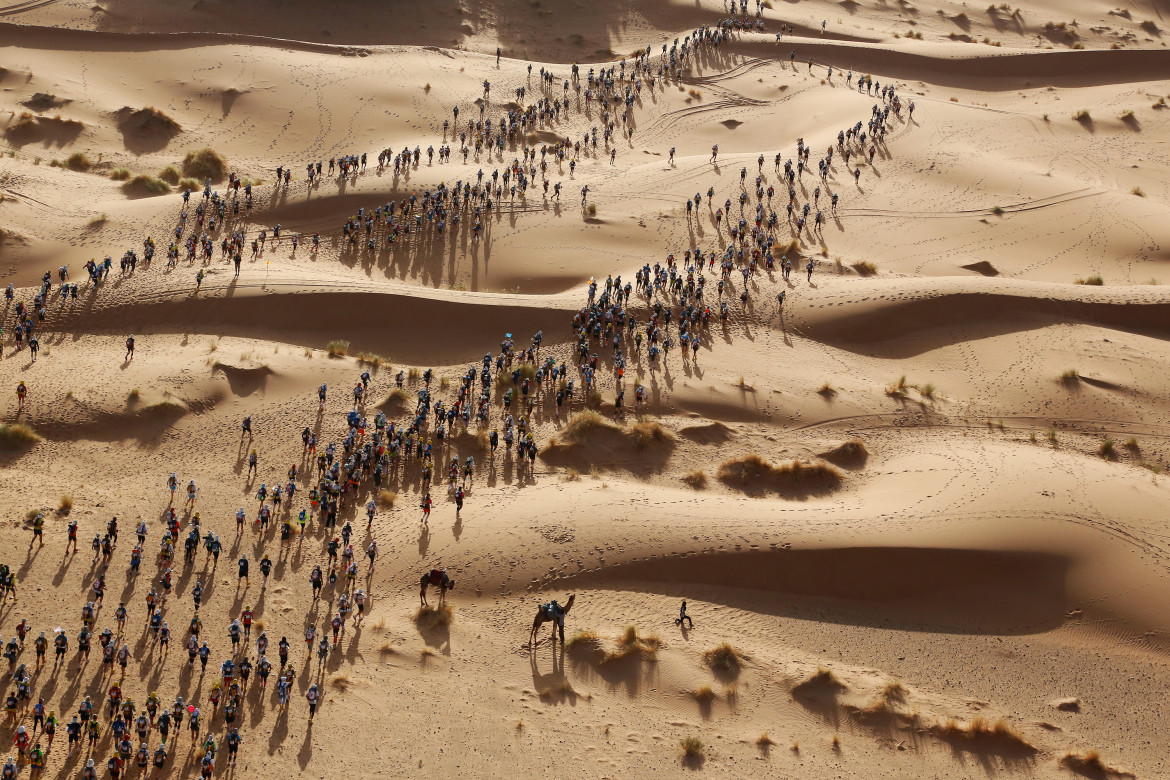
[{"x1": 2, "y1": 0, "x2": 1170, "y2": 777}]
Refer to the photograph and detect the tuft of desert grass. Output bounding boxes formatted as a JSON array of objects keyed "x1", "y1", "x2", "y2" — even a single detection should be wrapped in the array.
[
  {"x1": 562, "y1": 467, "x2": 581, "y2": 482},
  {"x1": 330, "y1": 673, "x2": 350, "y2": 690},
  {"x1": 381, "y1": 387, "x2": 410, "y2": 407},
  {"x1": 157, "y1": 165, "x2": 181, "y2": 185},
  {"x1": 627, "y1": 418, "x2": 676, "y2": 449},
  {"x1": 1047, "y1": 428, "x2": 1058, "y2": 445},
  {"x1": 1131, "y1": 186, "x2": 1145, "y2": 197},
  {"x1": 717, "y1": 454, "x2": 843, "y2": 496},
  {"x1": 355, "y1": 351, "x2": 384, "y2": 368},
  {"x1": 181, "y1": 147, "x2": 228, "y2": 183},
  {"x1": 65, "y1": 151, "x2": 91, "y2": 172},
  {"x1": 559, "y1": 409, "x2": 619, "y2": 441},
  {"x1": 1075, "y1": 275, "x2": 1104, "y2": 286},
  {"x1": 692, "y1": 685, "x2": 716, "y2": 703},
  {"x1": 756, "y1": 732, "x2": 774, "y2": 747},
  {"x1": 1073, "y1": 108, "x2": 1091, "y2": 121},
  {"x1": 600, "y1": 625, "x2": 660, "y2": 663},
  {"x1": 1059, "y1": 369, "x2": 1080, "y2": 386},
  {"x1": 817, "y1": 382, "x2": 837, "y2": 398},
  {"x1": 818, "y1": 439, "x2": 868, "y2": 468},
  {"x1": 1124, "y1": 438, "x2": 1140, "y2": 453},
  {"x1": 378, "y1": 640, "x2": 396, "y2": 655},
  {"x1": 122, "y1": 174, "x2": 171, "y2": 196},
  {"x1": 1098, "y1": 438, "x2": 1117, "y2": 461},
  {"x1": 793, "y1": 666, "x2": 845, "y2": 695},
  {"x1": 928, "y1": 716, "x2": 1034, "y2": 751},
  {"x1": 0, "y1": 423, "x2": 43, "y2": 450},
  {"x1": 567, "y1": 630, "x2": 600, "y2": 650},
  {"x1": 886, "y1": 375, "x2": 908, "y2": 397},
  {"x1": 682, "y1": 470, "x2": 708, "y2": 489},
  {"x1": 831, "y1": 733, "x2": 841, "y2": 749},
  {"x1": 414, "y1": 603, "x2": 453, "y2": 630},
  {"x1": 376, "y1": 489, "x2": 397, "y2": 508},
  {"x1": 851, "y1": 260, "x2": 877, "y2": 276},
  {"x1": 326, "y1": 339, "x2": 350, "y2": 357},
  {"x1": 107, "y1": 167, "x2": 131, "y2": 181},
  {"x1": 58, "y1": 495, "x2": 73, "y2": 514},
  {"x1": 702, "y1": 643, "x2": 743, "y2": 673},
  {"x1": 1059, "y1": 749, "x2": 1134, "y2": 778},
  {"x1": 679, "y1": 736, "x2": 704, "y2": 758}
]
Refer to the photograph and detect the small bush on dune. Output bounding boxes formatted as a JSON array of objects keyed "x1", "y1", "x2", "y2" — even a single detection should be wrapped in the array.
[
  {"x1": 682, "y1": 469, "x2": 708, "y2": 489},
  {"x1": 381, "y1": 387, "x2": 410, "y2": 408},
  {"x1": 330, "y1": 673, "x2": 350, "y2": 690},
  {"x1": 703, "y1": 642, "x2": 743, "y2": 673},
  {"x1": 181, "y1": 147, "x2": 228, "y2": 183},
  {"x1": 0, "y1": 423, "x2": 43, "y2": 450},
  {"x1": 628, "y1": 419, "x2": 676, "y2": 449},
  {"x1": 66, "y1": 152, "x2": 91, "y2": 171},
  {"x1": 717, "y1": 454, "x2": 843, "y2": 496},
  {"x1": 680, "y1": 736, "x2": 704, "y2": 758},
  {"x1": 1059, "y1": 369, "x2": 1080, "y2": 386},
  {"x1": 177, "y1": 177, "x2": 201, "y2": 192},
  {"x1": 1075, "y1": 275, "x2": 1104, "y2": 285},
  {"x1": 886, "y1": 375, "x2": 908, "y2": 397},
  {"x1": 122, "y1": 174, "x2": 171, "y2": 196},
  {"x1": 818, "y1": 439, "x2": 868, "y2": 468},
  {"x1": 692, "y1": 685, "x2": 716, "y2": 702},
  {"x1": 1059, "y1": 749, "x2": 1134, "y2": 778},
  {"x1": 793, "y1": 666, "x2": 846, "y2": 695},
  {"x1": 326, "y1": 339, "x2": 349, "y2": 357},
  {"x1": 1098, "y1": 438, "x2": 1116, "y2": 460},
  {"x1": 58, "y1": 495, "x2": 73, "y2": 514},
  {"x1": 158, "y1": 165, "x2": 181, "y2": 185},
  {"x1": 601, "y1": 625, "x2": 660, "y2": 663},
  {"x1": 355, "y1": 351, "x2": 384, "y2": 368},
  {"x1": 852, "y1": 260, "x2": 878, "y2": 276},
  {"x1": 108, "y1": 167, "x2": 131, "y2": 181},
  {"x1": 567, "y1": 630, "x2": 599, "y2": 649},
  {"x1": 376, "y1": 489, "x2": 396, "y2": 508},
  {"x1": 414, "y1": 603, "x2": 453, "y2": 629},
  {"x1": 929, "y1": 716, "x2": 1034, "y2": 752},
  {"x1": 560, "y1": 409, "x2": 619, "y2": 441},
  {"x1": 756, "y1": 732, "x2": 774, "y2": 747}
]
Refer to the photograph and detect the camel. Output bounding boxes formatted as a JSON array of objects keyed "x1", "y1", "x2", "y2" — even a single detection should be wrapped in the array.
[
  {"x1": 419, "y1": 568, "x2": 454, "y2": 606},
  {"x1": 529, "y1": 594, "x2": 575, "y2": 646}
]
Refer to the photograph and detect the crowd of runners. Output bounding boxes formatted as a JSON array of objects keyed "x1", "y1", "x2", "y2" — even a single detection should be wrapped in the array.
[{"x1": 0, "y1": 5, "x2": 920, "y2": 775}]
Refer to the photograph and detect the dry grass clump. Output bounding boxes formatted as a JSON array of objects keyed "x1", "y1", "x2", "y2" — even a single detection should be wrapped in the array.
[
  {"x1": 355, "y1": 351, "x2": 384, "y2": 368},
  {"x1": 566, "y1": 630, "x2": 600, "y2": 650},
  {"x1": 679, "y1": 736, "x2": 704, "y2": 759},
  {"x1": 377, "y1": 640, "x2": 397, "y2": 655},
  {"x1": 702, "y1": 642, "x2": 743, "y2": 673},
  {"x1": 692, "y1": 685, "x2": 716, "y2": 702},
  {"x1": 682, "y1": 469, "x2": 708, "y2": 489},
  {"x1": 886, "y1": 375, "x2": 909, "y2": 397},
  {"x1": 851, "y1": 260, "x2": 878, "y2": 276},
  {"x1": 601, "y1": 625, "x2": 660, "y2": 663},
  {"x1": 122, "y1": 174, "x2": 171, "y2": 196},
  {"x1": 1075, "y1": 274, "x2": 1104, "y2": 285},
  {"x1": 181, "y1": 148, "x2": 228, "y2": 183},
  {"x1": 717, "y1": 454, "x2": 843, "y2": 497},
  {"x1": 414, "y1": 603, "x2": 453, "y2": 630},
  {"x1": 1073, "y1": 109, "x2": 1091, "y2": 121},
  {"x1": 108, "y1": 168, "x2": 131, "y2": 181},
  {"x1": 1059, "y1": 368, "x2": 1080, "y2": 386},
  {"x1": 376, "y1": 489, "x2": 396, "y2": 508},
  {"x1": 58, "y1": 495, "x2": 74, "y2": 514},
  {"x1": 628, "y1": 418, "x2": 676, "y2": 449},
  {"x1": 381, "y1": 387, "x2": 411, "y2": 408},
  {"x1": 158, "y1": 165, "x2": 181, "y2": 185},
  {"x1": 818, "y1": 439, "x2": 868, "y2": 468},
  {"x1": 0, "y1": 423, "x2": 43, "y2": 450},
  {"x1": 330, "y1": 673, "x2": 350, "y2": 690},
  {"x1": 756, "y1": 732, "x2": 774, "y2": 748},
  {"x1": 1098, "y1": 438, "x2": 1117, "y2": 461},
  {"x1": 177, "y1": 177, "x2": 201, "y2": 192},
  {"x1": 1058, "y1": 749, "x2": 1134, "y2": 778},
  {"x1": 562, "y1": 467, "x2": 581, "y2": 482},
  {"x1": 1131, "y1": 186, "x2": 1145, "y2": 197},
  {"x1": 326, "y1": 339, "x2": 350, "y2": 357},
  {"x1": 560, "y1": 409, "x2": 619, "y2": 441},
  {"x1": 66, "y1": 151, "x2": 91, "y2": 171},
  {"x1": 929, "y1": 716, "x2": 1035, "y2": 753},
  {"x1": 817, "y1": 382, "x2": 837, "y2": 398},
  {"x1": 795, "y1": 666, "x2": 846, "y2": 693}
]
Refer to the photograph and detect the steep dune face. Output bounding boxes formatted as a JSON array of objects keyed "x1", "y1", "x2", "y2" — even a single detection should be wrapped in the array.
[{"x1": 1, "y1": 0, "x2": 1170, "y2": 777}]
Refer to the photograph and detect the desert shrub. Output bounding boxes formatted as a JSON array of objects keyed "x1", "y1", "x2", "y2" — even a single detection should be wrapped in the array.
[
  {"x1": 376, "y1": 489, "x2": 396, "y2": 508},
  {"x1": 108, "y1": 168, "x2": 131, "y2": 181},
  {"x1": 1075, "y1": 275, "x2": 1104, "y2": 285},
  {"x1": 682, "y1": 470, "x2": 708, "y2": 489},
  {"x1": 181, "y1": 147, "x2": 228, "y2": 183},
  {"x1": 702, "y1": 642, "x2": 743, "y2": 672},
  {"x1": 0, "y1": 423, "x2": 43, "y2": 450},
  {"x1": 326, "y1": 339, "x2": 349, "y2": 357},
  {"x1": 680, "y1": 737, "x2": 704, "y2": 758},
  {"x1": 66, "y1": 152, "x2": 91, "y2": 171},
  {"x1": 158, "y1": 165, "x2": 181, "y2": 184},
  {"x1": 122, "y1": 174, "x2": 171, "y2": 196}
]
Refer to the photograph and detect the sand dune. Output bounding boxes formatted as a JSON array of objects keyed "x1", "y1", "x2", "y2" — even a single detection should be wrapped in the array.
[{"x1": 1, "y1": 0, "x2": 1169, "y2": 777}]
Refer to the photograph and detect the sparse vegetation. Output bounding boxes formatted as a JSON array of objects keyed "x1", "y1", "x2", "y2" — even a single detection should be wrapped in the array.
[
  {"x1": 1098, "y1": 438, "x2": 1117, "y2": 460},
  {"x1": 58, "y1": 495, "x2": 73, "y2": 514},
  {"x1": 717, "y1": 454, "x2": 843, "y2": 496},
  {"x1": 176, "y1": 177, "x2": 201, "y2": 192},
  {"x1": 1131, "y1": 186, "x2": 1145, "y2": 197},
  {"x1": 756, "y1": 732, "x2": 774, "y2": 748},
  {"x1": 181, "y1": 147, "x2": 228, "y2": 183},
  {"x1": 586, "y1": 203, "x2": 597, "y2": 216},
  {"x1": 682, "y1": 469, "x2": 708, "y2": 489},
  {"x1": 355, "y1": 351, "x2": 384, "y2": 368},
  {"x1": 381, "y1": 387, "x2": 411, "y2": 407},
  {"x1": 601, "y1": 625, "x2": 661, "y2": 663},
  {"x1": 794, "y1": 666, "x2": 845, "y2": 693},
  {"x1": 330, "y1": 673, "x2": 350, "y2": 690},
  {"x1": 65, "y1": 152, "x2": 91, "y2": 171},
  {"x1": 1073, "y1": 109, "x2": 1091, "y2": 121},
  {"x1": 628, "y1": 418, "x2": 676, "y2": 449},
  {"x1": 562, "y1": 467, "x2": 581, "y2": 481},
  {"x1": 376, "y1": 489, "x2": 396, "y2": 508},
  {"x1": 1059, "y1": 749, "x2": 1134, "y2": 778},
  {"x1": 851, "y1": 260, "x2": 878, "y2": 276},
  {"x1": 680, "y1": 736, "x2": 704, "y2": 759},
  {"x1": 928, "y1": 716, "x2": 1034, "y2": 752},
  {"x1": 326, "y1": 339, "x2": 350, "y2": 357},
  {"x1": 818, "y1": 382, "x2": 837, "y2": 397},
  {"x1": 819, "y1": 439, "x2": 868, "y2": 468},
  {"x1": 122, "y1": 174, "x2": 171, "y2": 196},
  {"x1": 0, "y1": 423, "x2": 43, "y2": 450},
  {"x1": 1059, "y1": 369, "x2": 1080, "y2": 386},
  {"x1": 158, "y1": 165, "x2": 181, "y2": 185},
  {"x1": 1124, "y1": 437, "x2": 1140, "y2": 453},
  {"x1": 991, "y1": 205, "x2": 1005, "y2": 216},
  {"x1": 1048, "y1": 428, "x2": 1058, "y2": 445},
  {"x1": 702, "y1": 642, "x2": 743, "y2": 673},
  {"x1": 692, "y1": 685, "x2": 716, "y2": 702},
  {"x1": 1075, "y1": 275, "x2": 1104, "y2": 285},
  {"x1": 413, "y1": 603, "x2": 453, "y2": 630},
  {"x1": 108, "y1": 167, "x2": 131, "y2": 181}
]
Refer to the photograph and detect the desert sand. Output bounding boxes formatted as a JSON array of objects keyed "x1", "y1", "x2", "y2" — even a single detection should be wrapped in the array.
[{"x1": 1, "y1": 0, "x2": 1170, "y2": 777}]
